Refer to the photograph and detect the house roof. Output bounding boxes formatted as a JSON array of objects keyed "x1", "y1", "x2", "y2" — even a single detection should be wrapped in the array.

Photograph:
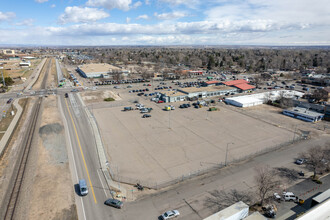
[
  {"x1": 205, "y1": 80, "x2": 219, "y2": 85},
  {"x1": 234, "y1": 83, "x2": 255, "y2": 90},
  {"x1": 223, "y1": 79, "x2": 249, "y2": 86}
]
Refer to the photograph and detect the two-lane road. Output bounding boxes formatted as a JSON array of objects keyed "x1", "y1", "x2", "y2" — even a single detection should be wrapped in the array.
[{"x1": 59, "y1": 93, "x2": 122, "y2": 220}]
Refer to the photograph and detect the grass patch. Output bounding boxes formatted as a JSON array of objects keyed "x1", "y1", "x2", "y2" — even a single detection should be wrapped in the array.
[{"x1": 104, "y1": 97, "x2": 115, "y2": 102}]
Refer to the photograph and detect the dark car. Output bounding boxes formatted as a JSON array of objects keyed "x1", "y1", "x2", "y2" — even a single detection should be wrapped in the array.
[
  {"x1": 137, "y1": 92, "x2": 144, "y2": 96},
  {"x1": 142, "y1": 114, "x2": 151, "y2": 118},
  {"x1": 65, "y1": 93, "x2": 68, "y2": 98},
  {"x1": 7, "y1": 98, "x2": 13, "y2": 104},
  {"x1": 104, "y1": 198, "x2": 123, "y2": 209}
]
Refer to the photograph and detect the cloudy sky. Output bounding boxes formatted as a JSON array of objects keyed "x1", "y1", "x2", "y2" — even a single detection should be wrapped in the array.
[{"x1": 0, "y1": 0, "x2": 329, "y2": 45}]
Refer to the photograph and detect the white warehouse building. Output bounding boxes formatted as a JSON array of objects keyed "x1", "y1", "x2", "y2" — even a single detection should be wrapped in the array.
[{"x1": 225, "y1": 90, "x2": 304, "y2": 108}]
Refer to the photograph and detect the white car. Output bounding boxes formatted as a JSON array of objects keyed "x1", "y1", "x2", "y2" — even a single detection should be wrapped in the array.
[{"x1": 161, "y1": 210, "x2": 180, "y2": 219}]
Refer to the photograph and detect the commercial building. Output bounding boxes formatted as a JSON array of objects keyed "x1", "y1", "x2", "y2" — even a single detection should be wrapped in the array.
[
  {"x1": 223, "y1": 79, "x2": 255, "y2": 93},
  {"x1": 19, "y1": 61, "x2": 31, "y2": 67},
  {"x1": 283, "y1": 107, "x2": 324, "y2": 122},
  {"x1": 161, "y1": 86, "x2": 237, "y2": 102},
  {"x1": 203, "y1": 201, "x2": 249, "y2": 220},
  {"x1": 1, "y1": 49, "x2": 15, "y2": 55},
  {"x1": 160, "y1": 91, "x2": 187, "y2": 102},
  {"x1": 225, "y1": 90, "x2": 304, "y2": 108},
  {"x1": 77, "y1": 63, "x2": 129, "y2": 78},
  {"x1": 225, "y1": 96, "x2": 263, "y2": 107}
]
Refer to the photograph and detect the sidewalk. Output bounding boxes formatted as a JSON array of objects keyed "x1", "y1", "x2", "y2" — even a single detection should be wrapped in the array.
[{"x1": 0, "y1": 99, "x2": 23, "y2": 158}]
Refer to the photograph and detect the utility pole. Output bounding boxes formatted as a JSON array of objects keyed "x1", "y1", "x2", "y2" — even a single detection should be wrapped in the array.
[
  {"x1": 168, "y1": 109, "x2": 171, "y2": 129},
  {"x1": 225, "y1": 142, "x2": 234, "y2": 166}
]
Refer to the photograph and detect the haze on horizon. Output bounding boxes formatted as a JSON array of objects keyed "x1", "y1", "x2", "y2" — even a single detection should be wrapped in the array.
[{"x1": 1, "y1": 0, "x2": 329, "y2": 46}]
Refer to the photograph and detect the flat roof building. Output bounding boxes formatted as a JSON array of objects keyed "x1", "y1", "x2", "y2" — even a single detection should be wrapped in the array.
[
  {"x1": 161, "y1": 86, "x2": 237, "y2": 102},
  {"x1": 77, "y1": 63, "x2": 129, "y2": 78},
  {"x1": 225, "y1": 90, "x2": 304, "y2": 108},
  {"x1": 283, "y1": 107, "x2": 324, "y2": 122}
]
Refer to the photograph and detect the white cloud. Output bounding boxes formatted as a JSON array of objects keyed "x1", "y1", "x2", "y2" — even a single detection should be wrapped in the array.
[
  {"x1": 206, "y1": 0, "x2": 330, "y2": 30},
  {"x1": 154, "y1": 11, "x2": 187, "y2": 20},
  {"x1": 136, "y1": 14, "x2": 149, "y2": 20},
  {"x1": 35, "y1": 0, "x2": 49, "y2": 3},
  {"x1": 145, "y1": 0, "x2": 150, "y2": 5},
  {"x1": 132, "y1": 1, "x2": 142, "y2": 8},
  {"x1": 1, "y1": 23, "x2": 330, "y2": 46},
  {"x1": 126, "y1": 17, "x2": 131, "y2": 23},
  {"x1": 58, "y1": 6, "x2": 109, "y2": 24},
  {"x1": 15, "y1": 19, "x2": 35, "y2": 26},
  {"x1": 51, "y1": 4, "x2": 56, "y2": 8},
  {"x1": 87, "y1": 0, "x2": 133, "y2": 11},
  {"x1": 0, "y1": 11, "x2": 15, "y2": 22},
  {"x1": 159, "y1": 0, "x2": 199, "y2": 7}
]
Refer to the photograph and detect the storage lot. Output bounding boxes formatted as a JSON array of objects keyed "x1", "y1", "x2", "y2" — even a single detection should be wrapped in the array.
[{"x1": 94, "y1": 96, "x2": 295, "y2": 186}]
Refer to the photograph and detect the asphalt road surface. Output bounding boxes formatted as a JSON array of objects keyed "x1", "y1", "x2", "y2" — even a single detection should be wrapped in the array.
[{"x1": 59, "y1": 93, "x2": 122, "y2": 220}]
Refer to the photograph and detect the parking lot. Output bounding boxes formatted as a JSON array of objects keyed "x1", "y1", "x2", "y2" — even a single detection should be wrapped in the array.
[{"x1": 93, "y1": 87, "x2": 295, "y2": 186}]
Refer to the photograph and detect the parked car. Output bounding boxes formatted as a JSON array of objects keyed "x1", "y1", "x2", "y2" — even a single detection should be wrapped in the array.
[
  {"x1": 283, "y1": 192, "x2": 298, "y2": 202},
  {"x1": 142, "y1": 114, "x2": 151, "y2": 118},
  {"x1": 140, "y1": 108, "x2": 149, "y2": 113},
  {"x1": 295, "y1": 158, "x2": 306, "y2": 165},
  {"x1": 71, "y1": 89, "x2": 78, "y2": 92},
  {"x1": 157, "y1": 100, "x2": 164, "y2": 103},
  {"x1": 104, "y1": 198, "x2": 123, "y2": 209},
  {"x1": 160, "y1": 210, "x2": 180, "y2": 220},
  {"x1": 7, "y1": 98, "x2": 13, "y2": 104},
  {"x1": 123, "y1": 107, "x2": 133, "y2": 111}
]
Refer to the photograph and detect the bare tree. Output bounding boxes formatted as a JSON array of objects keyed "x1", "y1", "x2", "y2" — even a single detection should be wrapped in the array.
[
  {"x1": 311, "y1": 89, "x2": 328, "y2": 102},
  {"x1": 254, "y1": 166, "x2": 281, "y2": 206},
  {"x1": 204, "y1": 189, "x2": 253, "y2": 212},
  {"x1": 300, "y1": 145, "x2": 330, "y2": 179}
]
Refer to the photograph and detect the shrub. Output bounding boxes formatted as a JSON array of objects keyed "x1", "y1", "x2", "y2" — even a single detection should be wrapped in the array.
[{"x1": 104, "y1": 97, "x2": 115, "y2": 102}]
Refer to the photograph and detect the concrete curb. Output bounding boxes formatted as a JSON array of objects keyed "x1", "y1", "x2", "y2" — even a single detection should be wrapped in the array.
[
  {"x1": 0, "y1": 99, "x2": 23, "y2": 158},
  {"x1": 76, "y1": 93, "x2": 126, "y2": 196}
]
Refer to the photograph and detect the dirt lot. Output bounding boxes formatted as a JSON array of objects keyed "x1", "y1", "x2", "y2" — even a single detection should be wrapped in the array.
[
  {"x1": 94, "y1": 96, "x2": 296, "y2": 187},
  {"x1": 3, "y1": 59, "x2": 41, "y2": 85},
  {"x1": 27, "y1": 95, "x2": 76, "y2": 219},
  {"x1": 81, "y1": 90, "x2": 121, "y2": 104}
]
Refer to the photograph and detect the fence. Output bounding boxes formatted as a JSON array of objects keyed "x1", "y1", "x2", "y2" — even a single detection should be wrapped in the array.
[{"x1": 107, "y1": 136, "x2": 306, "y2": 190}]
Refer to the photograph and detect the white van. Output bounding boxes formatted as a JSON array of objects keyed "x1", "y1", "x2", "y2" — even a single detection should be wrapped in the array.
[{"x1": 79, "y1": 179, "x2": 88, "y2": 196}]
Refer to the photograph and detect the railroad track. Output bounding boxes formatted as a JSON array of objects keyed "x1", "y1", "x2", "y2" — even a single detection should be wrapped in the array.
[{"x1": 3, "y1": 58, "x2": 52, "y2": 220}]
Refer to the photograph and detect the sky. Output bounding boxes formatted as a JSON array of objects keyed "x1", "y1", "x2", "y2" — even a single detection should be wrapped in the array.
[{"x1": 0, "y1": 0, "x2": 329, "y2": 46}]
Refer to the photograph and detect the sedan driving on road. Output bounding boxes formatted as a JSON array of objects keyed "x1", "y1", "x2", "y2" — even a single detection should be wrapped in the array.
[
  {"x1": 104, "y1": 198, "x2": 123, "y2": 209},
  {"x1": 160, "y1": 210, "x2": 180, "y2": 219}
]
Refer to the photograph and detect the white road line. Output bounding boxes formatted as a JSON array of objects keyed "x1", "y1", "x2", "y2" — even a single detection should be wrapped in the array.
[
  {"x1": 97, "y1": 169, "x2": 108, "y2": 197},
  {"x1": 58, "y1": 97, "x2": 87, "y2": 220}
]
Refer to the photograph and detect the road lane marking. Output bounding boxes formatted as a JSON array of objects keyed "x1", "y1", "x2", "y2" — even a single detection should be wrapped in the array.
[
  {"x1": 58, "y1": 97, "x2": 87, "y2": 220},
  {"x1": 97, "y1": 169, "x2": 108, "y2": 197},
  {"x1": 65, "y1": 98, "x2": 98, "y2": 204}
]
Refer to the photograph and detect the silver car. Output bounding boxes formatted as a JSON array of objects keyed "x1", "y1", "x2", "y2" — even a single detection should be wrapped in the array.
[{"x1": 161, "y1": 210, "x2": 180, "y2": 219}]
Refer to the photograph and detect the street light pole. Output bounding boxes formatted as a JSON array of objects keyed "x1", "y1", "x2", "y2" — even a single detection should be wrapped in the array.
[{"x1": 225, "y1": 142, "x2": 234, "y2": 166}]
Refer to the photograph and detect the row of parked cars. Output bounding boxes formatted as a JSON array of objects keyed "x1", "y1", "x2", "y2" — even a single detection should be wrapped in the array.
[
  {"x1": 94, "y1": 78, "x2": 150, "y2": 86},
  {"x1": 129, "y1": 88, "x2": 150, "y2": 93}
]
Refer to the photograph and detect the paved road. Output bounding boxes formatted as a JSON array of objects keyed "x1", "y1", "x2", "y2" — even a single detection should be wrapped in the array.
[
  {"x1": 59, "y1": 93, "x2": 122, "y2": 220},
  {"x1": 110, "y1": 135, "x2": 330, "y2": 220}
]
